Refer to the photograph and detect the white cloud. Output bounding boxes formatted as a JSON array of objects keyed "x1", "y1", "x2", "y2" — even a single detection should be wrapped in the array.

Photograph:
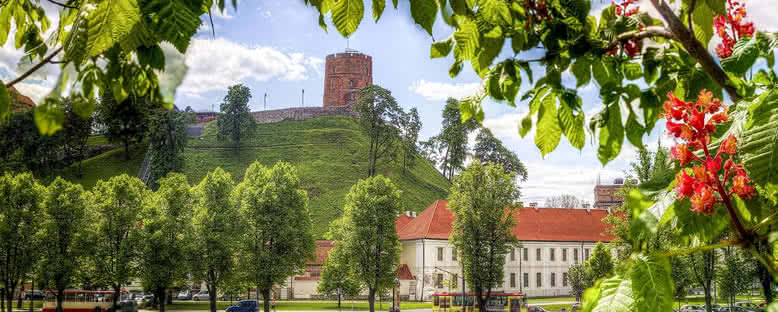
[
  {"x1": 14, "y1": 82, "x2": 53, "y2": 103},
  {"x1": 263, "y1": 10, "x2": 272, "y2": 18},
  {"x1": 178, "y1": 38, "x2": 324, "y2": 97},
  {"x1": 483, "y1": 112, "x2": 529, "y2": 139},
  {"x1": 519, "y1": 161, "x2": 624, "y2": 206},
  {"x1": 409, "y1": 80, "x2": 481, "y2": 101},
  {"x1": 747, "y1": 1, "x2": 778, "y2": 32}
]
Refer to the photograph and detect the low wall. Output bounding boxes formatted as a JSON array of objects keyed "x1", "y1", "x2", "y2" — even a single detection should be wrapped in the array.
[{"x1": 252, "y1": 106, "x2": 356, "y2": 124}]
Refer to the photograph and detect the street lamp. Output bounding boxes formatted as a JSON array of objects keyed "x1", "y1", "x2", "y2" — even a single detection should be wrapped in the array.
[{"x1": 392, "y1": 279, "x2": 400, "y2": 312}]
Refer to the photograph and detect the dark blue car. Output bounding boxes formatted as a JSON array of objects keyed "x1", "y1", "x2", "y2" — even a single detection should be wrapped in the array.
[{"x1": 226, "y1": 300, "x2": 258, "y2": 312}]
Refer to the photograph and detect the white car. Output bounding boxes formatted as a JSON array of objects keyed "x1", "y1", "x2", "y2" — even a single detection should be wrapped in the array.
[
  {"x1": 680, "y1": 305, "x2": 705, "y2": 312},
  {"x1": 192, "y1": 292, "x2": 210, "y2": 301}
]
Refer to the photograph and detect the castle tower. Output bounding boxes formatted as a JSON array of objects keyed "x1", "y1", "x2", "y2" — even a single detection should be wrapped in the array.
[{"x1": 323, "y1": 49, "x2": 372, "y2": 107}]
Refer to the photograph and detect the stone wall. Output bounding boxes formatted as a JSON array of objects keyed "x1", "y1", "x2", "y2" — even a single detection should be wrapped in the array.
[{"x1": 251, "y1": 105, "x2": 356, "y2": 124}]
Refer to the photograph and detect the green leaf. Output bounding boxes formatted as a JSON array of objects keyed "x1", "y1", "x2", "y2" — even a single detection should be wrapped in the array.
[
  {"x1": 372, "y1": 0, "x2": 385, "y2": 21},
  {"x1": 631, "y1": 255, "x2": 673, "y2": 312},
  {"x1": 626, "y1": 189, "x2": 658, "y2": 246},
  {"x1": 597, "y1": 101, "x2": 624, "y2": 165},
  {"x1": 511, "y1": 32, "x2": 526, "y2": 54},
  {"x1": 500, "y1": 60, "x2": 520, "y2": 105},
  {"x1": 318, "y1": 14, "x2": 328, "y2": 32},
  {"x1": 480, "y1": 0, "x2": 511, "y2": 26},
  {"x1": 571, "y1": 56, "x2": 591, "y2": 87},
  {"x1": 431, "y1": 37, "x2": 454, "y2": 58},
  {"x1": 410, "y1": 0, "x2": 437, "y2": 36},
  {"x1": 519, "y1": 115, "x2": 532, "y2": 138},
  {"x1": 0, "y1": 84, "x2": 9, "y2": 122},
  {"x1": 473, "y1": 27, "x2": 504, "y2": 77},
  {"x1": 535, "y1": 91, "x2": 562, "y2": 157},
  {"x1": 487, "y1": 66, "x2": 505, "y2": 101},
  {"x1": 518, "y1": 61, "x2": 533, "y2": 84},
  {"x1": 558, "y1": 92, "x2": 585, "y2": 150},
  {"x1": 690, "y1": 0, "x2": 714, "y2": 48},
  {"x1": 449, "y1": 60, "x2": 463, "y2": 78},
  {"x1": 0, "y1": 8, "x2": 10, "y2": 47},
  {"x1": 625, "y1": 114, "x2": 644, "y2": 148},
  {"x1": 639, "y1": 90, "x2": 661, "y2": 133},
  {"x1": 741, "y1": 91, "x2": 778, "y2": 199},
  {"x1": 137, "y1": 44, "x2": 165, "y2": 70},
  {"x1": 706, "y1": 0, "x2": 726, "y2": 15},
  {"x1": 586, "y1": 275, "x2": 633, "y2": 312},
  {"x1": 453, "y1": 16, "x2": 479, "y2": 60},
  {"x1": 331, "y1": 0, "x2": 364, "y2": 37},
  {"x1": 722, "y1": 36, "x2": 760, "y2": 76},
  {"x1": 142, "y1": 0, "x2": 201, "y2": 53},
  {"x1": 622, "y1": 62, "x2": 642, "y2": 81},
  {"x1": 87, "y1": 0, "x2": 142, "y2": 57},
  {"x1": 392, "y1": 0, "x2": 398, "y2": 8},
  {"x1": 449, "y1": 0, "x2": 466, "y2": 15},
  {"x1": 64, "y1": 9, "x2": 88, "y2": 67},
  {"x1": 34, "y1": 98, "x2": 64, "y2": 135},
  {"x1": 592, "y1": 58, "x2": 618, "y2": 88}
]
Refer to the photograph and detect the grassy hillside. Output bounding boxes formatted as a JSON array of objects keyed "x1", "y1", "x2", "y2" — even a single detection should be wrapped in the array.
[{"x1": 62, "y1": 116, "x2": 450, "y2": 237}]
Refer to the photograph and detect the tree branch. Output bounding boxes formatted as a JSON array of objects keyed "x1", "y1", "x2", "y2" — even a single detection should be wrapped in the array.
[
  {"x1": 649, "y1": 0, "x2": 742, "y2": 102},
  {"x1": 46, "y1": 0, "x2": 78, "y2": 9},
  {"x1": 688, "y1": 0, "x2": 696, "y2": 35},
  {"x1": 5, "y1": 46, "x2": 63, "y2": 88},
  {"x1": 605, "y1": 26, "x2": 676, "y2": 50}
]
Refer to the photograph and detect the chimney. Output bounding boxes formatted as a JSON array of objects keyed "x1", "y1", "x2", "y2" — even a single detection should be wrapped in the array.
[
  {"x1": 412, "y1": 211, "x2": 417, "y2": 217},
  {"x1": 582, "y1": 203, "x2": 591, "y2": 209},
  {"x1": 586, "y1": 206, "x2": 591, "y2": 213},
  {"x1": 406, "y1": 211, "x2": 411, "y2": 217},
  {"x1": 529, "y1": 202, "x2": 537, "y2": 208}
]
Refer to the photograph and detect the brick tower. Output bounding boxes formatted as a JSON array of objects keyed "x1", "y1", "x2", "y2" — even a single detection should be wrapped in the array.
[{"x1": 323, "y1": 49, "x2": 372, "y2": 107}]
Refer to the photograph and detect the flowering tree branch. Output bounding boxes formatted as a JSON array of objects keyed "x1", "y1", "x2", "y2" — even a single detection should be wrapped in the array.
[
  {"x1": 605, "y1": 26, "x2": 676, "y2": 50},
  {"x1": 649, "y1": 0, "x2": 742, "y2": 102}
]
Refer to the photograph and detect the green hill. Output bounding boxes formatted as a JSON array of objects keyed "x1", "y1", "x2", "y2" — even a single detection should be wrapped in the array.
[{"x1": 61, "y1": 116, "x2": 450, "y2": 237}]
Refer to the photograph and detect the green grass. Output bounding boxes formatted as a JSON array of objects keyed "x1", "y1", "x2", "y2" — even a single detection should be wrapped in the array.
[
  {"x1": 61, "y1": 117, "x2": 451, "y2": 237},
  {"x1": 87, "y1": 135, "x2": 110, "y2": 145},
  {"x1": 155, "y1": 300, "x2": 431, "y2": 311}
]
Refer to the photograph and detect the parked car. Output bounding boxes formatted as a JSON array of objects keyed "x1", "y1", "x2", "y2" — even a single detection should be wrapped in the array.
[
  {"x1": 24, "y1": 291, "x2": 45, "y2": 300},
  {"x1": 527, "y1": 307, "x2": 548, "y2": 312},
  {"x1": 719, "y1": 307, "x2": 752, "y2": 312},
  {"x1": 735, "y1": 302, "x2": 762, "y2": 312},
  {"x1": 225, "y1": 300, "x2": 259, "y2": 312},
  {"x1": 680, "y1": 305, "x2": 705, "y2": 312},
  {"x1": 177, "y1": 291, "x2": 192, "y2": 300},
  {"x1": 192, "y1": 291, "x2": 210, "y2": 301}
]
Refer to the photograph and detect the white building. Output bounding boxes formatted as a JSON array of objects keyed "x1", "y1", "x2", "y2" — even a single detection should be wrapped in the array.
[{"x1": 285, "y1": 200, "x2": 614, "y2": 300}]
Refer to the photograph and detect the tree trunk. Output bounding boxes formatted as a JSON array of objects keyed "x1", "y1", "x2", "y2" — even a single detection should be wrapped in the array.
[
  {"x1": 2, "y1": 289, "x2": 5, "y2": 312},
  {"x1": 208, "y1": 287, "x2": 217, "y2": 312},
  {"x1": 158, "y1": 287, "x2": 167, "y2": 312},
  {"x1": 167, "y1": 289, "x2": 173, "y2": 305},
  {"x1": 124, "y1": 141, "x2": 130, "y2": 160},
  {"x1": 17, "y1": 289, "x2": 22, "y2": 309},
  {"x1": 337, "y1": 293, "x2": 341, "y2": 309},
  {"x1": 703, "y1": 249, "x2": 714, "y2": 312},
  {"x1": 57, "y1": 288, "x2": 65, "y2": 312},
  {"x1": 113, "y1": 285, "x2": 121, "y2": 312},
  {"x1": 260, "y1": 288, "x2": 271, "y2": 312},
  {"x1": 367, "y1": 288, "x2": 376, "y2": 312},
  {"x1": 476, "y1": 294, "x2": 487, "y2": 312},
  {"x1": 8, "y1": 288, "x2": 16, "y2": 312}
]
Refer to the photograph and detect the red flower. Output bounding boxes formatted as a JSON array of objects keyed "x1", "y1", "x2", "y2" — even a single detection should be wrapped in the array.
[
  {"x1": 671, "y1": 144, "x2": 695, "y2": 166},
  {"x1": 724, "y1": 158, "x2": 734, "y2": 172},
  {"x1": 690, "y1": 184, "x2": 716, "y2": 215},
  {"x1": 624, "y1": 41, "x2": 639, "y2": 57},
  {"x1": 675, "y1": 170, "x2": 696, "y2": 199},
  {"x1": 732, "y1": 172, "x2": 755, "y2": 199},
  {"x1": 722, "y1": 135, "x2": 737, "y2": 155},
  {"x1": 706, "y1": 156, "x2": 722, "y2": 173},
  {"x1": 717, "y1": 42, "x2": 734, "y2": 59},
  {"x1": 710, "y1": 108, "x2": 728, "y2": 124},
  {"x1": 689, "y1": 111, "x2": 706, "y2": 131},
  {"x1": 693, "y1": 165, "x2": 709, "y2": 184}
]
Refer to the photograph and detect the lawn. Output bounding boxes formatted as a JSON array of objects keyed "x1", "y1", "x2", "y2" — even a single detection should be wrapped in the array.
[{"x1": 152, "y1": 300, "x2": 431, "y2": 311}]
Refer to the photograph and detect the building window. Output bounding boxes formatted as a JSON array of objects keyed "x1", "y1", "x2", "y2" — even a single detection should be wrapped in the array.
[
  {"x1": 550, "y1": 248, "x2": 555, "y2": 261},
  {"x1": 523, "y1": 248, "x2": 528, "y2": 261},
  {"x1": 453, "y1": 274, "x2": 458, "y2": 288},
  {"x1": 437, "y1": 247, "x2": 444, "y2": 261},
  {"x1": 510, "y1": 273, "x2": 516, "y2": 288},
  {"x1": 510, "y1": 248, "x2": 515, "y2": 261},
  {"x1": 536, "y1": 248, "x2": 541, "y2": 261},
  {"x1": 436, "y1": 273, "x2": 444, "y2": 288},
  {"x1": 585, "y1": 248, "x2": 590, "y2": 260},
  {"x1": 551, "y1": 273, "x2": 556, "y2": 287},
  {"x1": 349, "y1": 79, "x2": 356, "y2": 88},
  {"x1": 536, "y1": 273, "x2": 542, "y2": 287},
  {"x1": 574, "y1": 249, "x2": 579, "y2": 263},
  {"x1": 452, "y1": 248, "x2": 457, "y2": 261},
  {"x1": 523, "y1": 273, "x2": 529, "y2": 288},
  {"x1": 563, "y1": 272, "x2": 568, "y2": 287},
  {"x1": 563, "y1": 248, "x2": 567, "y2": 262}
]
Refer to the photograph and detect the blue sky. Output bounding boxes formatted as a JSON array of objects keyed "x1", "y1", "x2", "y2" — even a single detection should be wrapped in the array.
[{"x1": 3, "y1": 0, "x2": 776, "y2": 205}]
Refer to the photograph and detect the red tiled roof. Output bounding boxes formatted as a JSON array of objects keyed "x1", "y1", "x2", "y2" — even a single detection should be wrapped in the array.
[
  {"x1": 397, "y1": 200, "x2": 454, "y2": 240},
  {"x1": 294, "y1": 276, "x2": 320, "y2": 281},
  {"x1": 396, "y1": 200, "x2": 614, "y2": 242},
  {"x1": 396, "y1": 264, "x2": 415, "y2": 280},
  {"x1": 396, "y1": 215, "x2": 414, "y2": 232},
  {"x1": 311, "y1": 240, "x2": 334, "y2": 265},
  {"x1": 8, "y1": 86, "x2": 35, "y2": 112}
]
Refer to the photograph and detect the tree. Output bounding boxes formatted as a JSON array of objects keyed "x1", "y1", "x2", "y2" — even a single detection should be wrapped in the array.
[
  {"x1": 426, "y1": 99, "x2": 478, "y2": 181},
  {"x1": 147, "y1": 110, "x2": 188, "y2": 187},
  {"x1": 544, "y1": 194, "x2": 583, "y2": 208},
  {"x1": 190, "y1": 168, "x2": 240, "y2": 312},
  {"x1": 0, "y1": 111, "x2": 63, "y2": 175},
  {"x1": 234, "y1": 162, "x2": 315, "y2": 312},
  {"x1": 472, "y1": 127, "x2": 528, "y2": 181},
  {"x1": 568, "y1": 263, "x2": 590, "y2": 302},
  {"x1": 688, "y1": 248, "x2": 717, "y2": 312},
  {"x1": 354, "y1": 85, "x2": 402, "y2": 177},
  {"x1": 448, "y1": 161, "x2": 520, "y2": 312},
  {"x1": 62, "y1": 96, "x2": 94, "y2": 178},
  {"x1": 217, "y1": 84, "x2": 255, "y2": 148},
  {"x1": 96, "y1": 91, "x2": 151, "y2": 159},
  {"x1": 317, "y1": 245, "x2": 361, "y2": 309},
  {"x1": 0, "y1": 173, "x2": 44, "y2": 312},
  {"x1": 587, "y1": 243, "x2": 614, "y2": 280},
  {"x1": 331, "y1": 176, "x2": 402, "y2": 312},
  {"x1": 88, "y1": 174, "x2": 146, "y2": 310},
  {"x1": 39, "y1": 178, "x2": 88, "y2": 312},
  {"x1": 397, "y1": 107, "x2": 422, "y2": 175},
  {"x1": 139, "y1": 173, "x2": 194, "y2": 312},
  {"x1": 716, "y1": 247, "x2": 753, "y2": 308}
]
